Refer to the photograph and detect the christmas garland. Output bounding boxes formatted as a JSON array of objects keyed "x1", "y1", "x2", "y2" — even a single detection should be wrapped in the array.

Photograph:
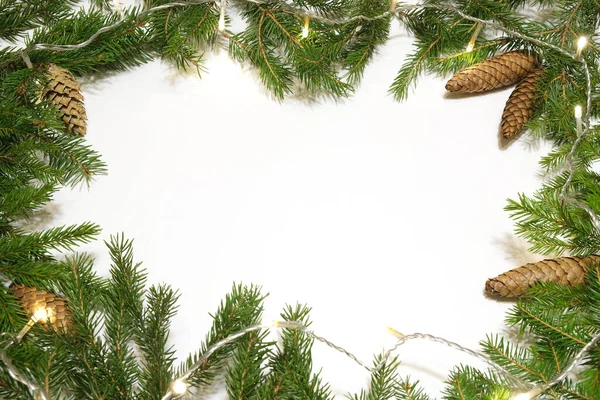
[{"x1": 2, "y1": 0, "x2": 600, "y2": 399}]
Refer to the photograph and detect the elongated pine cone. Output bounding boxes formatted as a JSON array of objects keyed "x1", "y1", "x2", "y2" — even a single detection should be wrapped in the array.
[
  {"x1": 445, "y1": 52, "x2": 538, "y2": 93},
  {"x1": 485, "y1": 255, "x2": 600, "y2": 298},
  {"x1": 501, "y1": 68, "x2": 544, "y2": 139},
  {"x1": 44, "y1": 64, "x2": 87, "y2": 136},
  {"x1": 11, "y1": 285, "x2": 72, "y2": 332}
]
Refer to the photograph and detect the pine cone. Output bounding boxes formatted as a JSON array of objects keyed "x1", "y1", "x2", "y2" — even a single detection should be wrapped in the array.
[
  {"x1": 11, "y1": 285, "x2": 72, "y2": 332},
  {"x1": 44, "y1": 64, "x2": 87, "y2": 136},
  {"x1": 501, "y1": 68, "x2": 544, "y2": 139},
  {"x1": 445, "y1": 52, "x2": 538, "y2": 93},
  {"x1": 485, "y1": 255, "x2": 600, "y2": 298}
]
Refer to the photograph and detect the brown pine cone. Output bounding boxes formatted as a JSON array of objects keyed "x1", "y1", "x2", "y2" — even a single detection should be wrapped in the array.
[
  {"x1": 445, "y1": 51, "x2": 538, "y2": 93},
  {"x1": 501, "y1": 68, "x2": 544, "y2": 139},
  {"x1": 11, "y1": 285, "x2": 72, "y2": 332},
  {"x1": 44, "y1": 64, "x2": 87, "y2": 136},
  {"x1": 485, "y1": 255, "x2": 600, "y2": 298}
]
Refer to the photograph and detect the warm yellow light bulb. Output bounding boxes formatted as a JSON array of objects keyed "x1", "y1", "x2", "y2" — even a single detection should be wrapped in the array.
[
  {"x1": 218, "y1": 0, "x2": 226, "y2": 32},
  {"x1": 575, "y1": 105, "x2": 583, "y2": 118},
  {"x1": 273, "y1": 320, "x2": 303, "y2": 329},
  {"x1": 171, "y1": 379, "x2": 188, "y2": 395},
  {"x1": 33, "y1": 308, "x2": 47, "y2": 323},
  {"x1": 386, "y1": 326, "x2": 405, "y2": 340},
  {"x1": 218, "y1": 14, "x2": 225, "y2": 31},
  {"x1": 576, "y1": 36, "x2": 588, "y2": 58},
  {"x1": 114, "y1": 0, "x2": 123, "y2": 16},
  {"x1": 302, "y1": 15, "x2": 310, "y2": 38},
  {"x1": 512, "y1": 386, "x2": 544, "y2": 400},
  {"x1": 465, "y1": 23, "x2": 483, "y2": 53}
]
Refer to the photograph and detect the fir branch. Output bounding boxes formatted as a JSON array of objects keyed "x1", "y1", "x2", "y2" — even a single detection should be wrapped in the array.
[
  {"x1": 389, "y1": 36, "x2": 442, "y2": 101},
  {"x1": 26, "y1": 8, "x2": 154, "y2": 75},
  {"x1": 136, "y1": 284, "x2": 179, "y2": 400},
  {"x1": 178, "y1": 283, "x2": 267, "y2": 387},
  {"x1": 225, "y1": 329, "x2": 272, "y2": 399},
  {"x1": 0, "y1": 0, "x2": 76, "y2": 43},
  {"x1": 442, "y1": 365, "x2": 505, "y2": 400},
  {"x1": 0, "y1": 223, "x2": 101, "y2": 263},
  {"x1": 103, "y1": 234, "x2": 146, "y2": 399},
  {"x1": 255, "y1": 304, "x2": 333, "y2": 400},
  {"x1": 348, "y1": 354, "x2": 401, "y2": 400},
  {"x1": 395, "y1": 376, "x2": 432, "y2": 400},
  {"x1": 341, "y1": 0, "x2": 390, "y2": 85}
]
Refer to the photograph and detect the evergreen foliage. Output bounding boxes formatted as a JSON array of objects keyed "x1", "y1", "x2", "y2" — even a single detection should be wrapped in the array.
[{"x1": 2, "y1": 0, "x2": 600, "y2": 398}]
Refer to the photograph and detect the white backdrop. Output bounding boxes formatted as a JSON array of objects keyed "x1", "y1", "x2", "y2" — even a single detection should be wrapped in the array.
[{"x1": 46, "y1": 15, "x2": 553, "y2": 398}]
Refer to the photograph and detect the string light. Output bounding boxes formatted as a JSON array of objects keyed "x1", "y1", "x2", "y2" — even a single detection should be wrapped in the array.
[
  {"x1": 386, "y1": 326, "x2": 405, "y2": 339},
  {"x1": 272, "y1": 320, "x2": 302, "y2": 328},
  {"x1": 390, "y1": 0, "x2": 397, "y2": 12},
  {"x1": 382, "y1": 328, "x2": 529, "y2": 389},
  {"x1": 218, "y1": 0, "x2": 227, "y2": 32},
  {"x1": 512, "y1": 393, "x2": 533, "y2": 400},
  {"x1": 576, "y1": 36, "x2": 587, "y2": 58},
  {"x1": 466, "y1": 22, "x2": 483, "y2": 52},
  {"x1": 512, "y1": 386, "x2": 543, "y2": 400},
  {"x1": 171, "y1": 379, "x2": 188, "y2": 396},
  {"x1": 302, "y1": 15, "x2": 310, "y2": 38},
  {"x1": 575, "y1": 105, "x2": 583, "y2": 136},
  {"x1": 114, "y1": 0, "x2": 124, "y2": 17},
  {"x1": 15, "y1": 308, "x2": 47, "y2": 343}
]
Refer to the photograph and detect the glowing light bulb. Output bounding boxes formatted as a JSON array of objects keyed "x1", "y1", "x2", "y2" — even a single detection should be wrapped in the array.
[
  {"x1": 512, "y1": 386, "x2": 544, "y2": 400},
  {"x1": 466, "y1": 23, "x2": 483, "y2": 53},
  {"x1": 389, "y1": 0, "x2": 397, "y2": 12},
  {"x1": 575, "y1": 105, "x2": 583, "y2": 118},
  {"x1": 114, "y1": 0, "x2": 123, "y2": 16},
  {"x1": 171, "y1": 379, "x2": 188, "y2": 396},
  {"x1": 273, "y1": 320, "x2": 303, "y2": 329},
  {"x1": 15, "y1": 308, "x2": 48, "y2": 342},
  {"x1": 218, "y1": 14, "x2": 225, "y2": 32},
  {"x1": 218, "y1": 0, "x2": 226, "y2": 32},
  {"x1": 302, "y1": 15, "x2": 310, "y2": 38},
  {"x1": 576, "y1": 36, "x2": 587, "y2": 58},
  {"x1": 386, "y1": 326, "x2": 405, "y2": 340},
  {"x1": 33, "y1": 308, "x2": 47, "y2": 323}
]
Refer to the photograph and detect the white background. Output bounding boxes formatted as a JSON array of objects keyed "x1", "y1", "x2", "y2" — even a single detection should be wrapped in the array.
[{"x1": 45, "y1": 7, "x2": 554, "y2": 398}]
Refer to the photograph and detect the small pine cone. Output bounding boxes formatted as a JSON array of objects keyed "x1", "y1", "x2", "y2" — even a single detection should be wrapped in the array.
[
  {"x1": 485, "y1": 255, "x2": 600, "y2": 298},
  {"x1": 44, "y1": 64, "x2": 87, "y2": 136},
  {"x1": 501, "y1": 68, "x2": 544, "y2": 139},
  {"x1": 11, "y1": 285, "x2": 72, "y2": 332},
  {"x1": 445, "y1": 52, "x2": 538, "y2": 93}
]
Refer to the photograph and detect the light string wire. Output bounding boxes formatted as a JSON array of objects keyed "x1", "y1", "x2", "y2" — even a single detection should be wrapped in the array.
[
  {"x1": 9, "y1": 0, "x2": 600, "y2": 398},
  {"x1": 379, "y1": 331, "x2": 530, "y2": 390},
  {"x1": 19, "y1": 0, "x2": 419, "y2": 68},
  {"x1": 160, "y1": 321, "x2": 529, "y2": 399},
  {"x1": 160, "y1": 321, "x2": 370, "y2": 400},
  {"x1": 0, "y1": 333, "x2": 48, "y2": 400}
]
